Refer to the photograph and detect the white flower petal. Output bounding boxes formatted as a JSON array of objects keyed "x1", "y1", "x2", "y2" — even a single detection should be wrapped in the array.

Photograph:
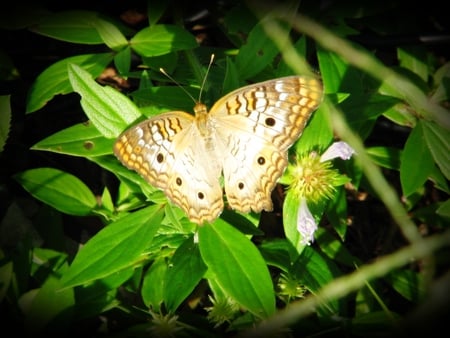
[
  {"x1": 297, "y1": 198, "x2": 318, "y2": 245},
  {"x1": 320, "y1": 141, "x2": 355, "y2": 162}
]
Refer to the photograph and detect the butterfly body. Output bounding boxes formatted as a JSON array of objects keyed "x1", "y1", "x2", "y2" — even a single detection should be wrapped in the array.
[{"x1": 114, "y1": 76, "x2": 323, "y2": 224}]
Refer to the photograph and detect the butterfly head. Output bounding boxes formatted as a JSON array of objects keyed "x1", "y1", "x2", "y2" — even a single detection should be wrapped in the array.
[
  {"x1": 194, "y1": 102, "x2": 208, "y2": 116},
  {"x1": 193, "y1": 102, "x2": 210, "y2": 136}
]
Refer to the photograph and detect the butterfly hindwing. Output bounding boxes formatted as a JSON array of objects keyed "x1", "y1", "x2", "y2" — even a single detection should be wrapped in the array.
[{"x1": 219, "y1": 130, "x2": 287, "y2": 213}]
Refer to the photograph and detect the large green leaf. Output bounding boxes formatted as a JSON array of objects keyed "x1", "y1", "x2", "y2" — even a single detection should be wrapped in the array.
[
  {"x1": 14, "y1": 167, "x2": 97, "y2": 216},
  {"x1": 68, "y1": 63, "x2": 142, "y2": 138},
  {"x1": 130, "y1": 24, "x2": 197, "y2": 57},
  {"x1": 26, "y1": 53, "x2": 113, "y2": 113},
  {"x1": 61, "y1": 205, "x2": 164, "y2": 288},
  {"x1": 198, "y1": 220, "x2": 275, "y2": 318}
]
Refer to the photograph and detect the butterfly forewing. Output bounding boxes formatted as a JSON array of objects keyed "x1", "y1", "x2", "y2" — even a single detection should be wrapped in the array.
[
  {"x1": 210, "y1": 76, "x2": 323, "y2": 149},
  {"x1": 114, "y1": 75, "x2": 323, "y2": 224}
]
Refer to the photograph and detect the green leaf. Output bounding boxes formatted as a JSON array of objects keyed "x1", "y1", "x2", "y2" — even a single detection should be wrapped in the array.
[
  {"x1": 132, "y1": 85, "x2": 197, "y2": 112},
  {"x1": 315, "y1": 227, "x2": 357, "y2": 267},
  {"x1": 101, "y1": 186, "x2": 114, "y2": 213},
  {"x1": 61, "y1": 205, "x2": 164, "y2": 288},
  {"x1": 32, "y1": 121, "x2": 113, "y2": 157},
  {"x1": 235, "y1": 20, "x2": 281, "y2": 79},
  {"x1": 341, "y1": 94, "x2": 399, "y2": 138},
  {"x1": 259, "y1": 239, "x2": 297, "y2": 272},
  {"x1": 293, "y1": 103, "x2": 333, "y2": 154},
  {"x1": 90, "y1": 154, "x2": 157, "y2": 198},
  {"x1": 91, "y1": 157, "x2": 156, "y2": 206},
  {"x1": 198, "y1": 219, "x2": 275, "y2": 318},
  {"x1": 14, "y1": 167, "x2": 97, "y2": 216},
  {"x1": 382, "y1": 101, "x2": 420, "y2": 127},
  {"x1": 292, "y1": 246, "x2": 340, "y2": 313},
  {"x1": 293, "y1": 246, "x2": 336, "y2": 290},
  {"x1": 326, "y1": 187, "x2": 349, "y2": 240},
  {"x1": 0, "y1": 95, "x2": 11, "y2": 152},
  {"x1": 30, "y1": 10, "x2": 105, "y2": 44},
  {"x1": 317, "y1": 49, "x2": 350, "y2": 94},
  {"x1": 68, "y1": 63, "x2": 142, "y2": 138},
  {"x1": 72, "y1": 283, "x2": 120, "y2": 320},
  {"x1": 276, "y1": 36, "x2": 307, "y2": 77},
  {"x1": 114, "y1": 46, "x2": 132, "y2": 76},
  {"x1": 26, "y1": 53, "x2": 113, "y2": 113},
  {"x1": 385, "y1": 269, "x2": 425, "y2": 303},
  {"x1": 223, "y1": 3, "x2": 258, "y2": 39},
  {"x1": 400, "y1": 122, "x2": 434, "y2": 196},
  {"x1": 367, "y1": 146, "x2": 402, "y2": 170},
  {"x1": 282, "y1": 191, "x2": 302, "y2": 252},
  {"x1": 91, "y1": 17, "x2": 128, "y2": 50},
  {"x1": 422, "y1": 120, "x2": 450, "y2": 180},
  {"x1": 222, "y1": 57, "x2": 241, "y2": 96},
  {"x1": 165, "y1": 236, "x2": 207, "y2": 312},
  {"x1": 142, "y1": 258, "x2": 167, "y2": 312},
  {"x1": 398, "y1": 47, "x2": 429, "y2": 83},
  {"x1": 130, "y1": 24, "x2": 197, "y2": 57}
]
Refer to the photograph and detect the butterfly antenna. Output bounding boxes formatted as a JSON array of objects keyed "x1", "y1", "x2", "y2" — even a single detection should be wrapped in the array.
[
  {"x1": 198, "y1": 54, "x2": 215, "y2": 103},
  {"x1": 159, "y1": 67, "x2": 197, "y2": 103}
]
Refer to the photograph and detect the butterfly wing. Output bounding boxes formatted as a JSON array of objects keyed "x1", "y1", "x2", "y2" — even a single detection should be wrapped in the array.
[
  {"x1": 114, "y1": 111, "x2": 224, "y2": 224},
  {"x1": 210, "y1": 76, "x2": 323, "y2": 213}
]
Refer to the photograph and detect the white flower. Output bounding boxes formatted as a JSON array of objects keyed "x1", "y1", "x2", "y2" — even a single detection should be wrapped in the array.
[
  {"x1": 320, "y1": 141, "x2": 355, "y2": 162},
  {"x1": 297, "y1": 198, "x2": 318, "y2": 245}
]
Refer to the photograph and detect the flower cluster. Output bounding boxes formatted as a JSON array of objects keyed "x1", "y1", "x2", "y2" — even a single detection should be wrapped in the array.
[
  {"x1": 147, "y1": 311, "x2": 184, "y2": 337},
  {"x1": 205, "y1": 295, "x2": 240, "y2": 327},
  {"x1": 277, "y1": 273, "x2": 307, "y2": 303},
  {"x1": 287, "y1": 142, "x2": 355, "y2": 245}
]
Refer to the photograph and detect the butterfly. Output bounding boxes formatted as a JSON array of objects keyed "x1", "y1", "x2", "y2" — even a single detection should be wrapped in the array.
[{"x1": 114, "y1": 75, "x2": 323, "y2": 224}]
